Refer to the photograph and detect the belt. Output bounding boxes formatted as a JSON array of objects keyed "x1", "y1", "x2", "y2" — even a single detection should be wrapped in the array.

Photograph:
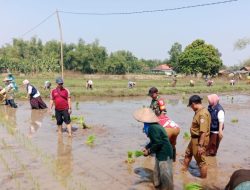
[{"x1": 191, "y1": 135, "x2": 200, "y2": 139}]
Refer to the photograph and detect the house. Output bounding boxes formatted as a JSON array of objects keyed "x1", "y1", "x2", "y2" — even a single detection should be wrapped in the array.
[
  {"x1": 218, "y1": 69, "x2": 230, "y2": 77},
  {"x1": 240, "y1": 66, "x2": 250, "y2": 72},
  {"x1": 151, "y1": 64, "x2": 174, "y2": 76}
]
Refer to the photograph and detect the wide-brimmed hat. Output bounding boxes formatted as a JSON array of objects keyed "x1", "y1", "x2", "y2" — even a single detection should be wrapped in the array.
[
  {"x1": 23, "y1": 79, "x2": 29, "y2": 85},
  {"x1": 133, "y1": 107, "x2": 159, "y2": 123},
  {"x1": 187, "y1": 95, "x2": 203, "y2": 107},
  {"x1": 2, "y1": 77, "x2": 12, "y2": 82}
]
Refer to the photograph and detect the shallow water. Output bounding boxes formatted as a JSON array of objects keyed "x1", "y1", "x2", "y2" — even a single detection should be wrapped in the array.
[{"x1": 0, "y1": 94, "x2": 250, "y2": 190}]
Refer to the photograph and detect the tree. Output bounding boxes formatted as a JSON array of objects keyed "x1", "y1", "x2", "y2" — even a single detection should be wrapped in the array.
[
  {"x1": 234, "y1": 37, "x2": 250, "y2": 50},
  {"x1": 168, "y1": 42, "x2": 182, "y2": 72},
  {"x1": 178, "y1": 39, "x2": 223, "y2": 76}
]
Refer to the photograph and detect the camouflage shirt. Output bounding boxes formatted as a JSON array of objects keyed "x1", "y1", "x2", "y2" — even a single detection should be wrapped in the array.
[{"x1": 150, "y1": 96, "x2": 167, "y2": 116}]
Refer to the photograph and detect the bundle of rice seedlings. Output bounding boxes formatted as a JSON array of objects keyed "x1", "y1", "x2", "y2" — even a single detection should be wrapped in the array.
[
  {"x1": 126, "y1": 151, "x2": 135, "y2": 164},
  {"x1": 184, "y1": 182, "x2": 202, "y2": 190},
  {"x1": 134, "y1": 150, "x2": 144, "y2": 157}
]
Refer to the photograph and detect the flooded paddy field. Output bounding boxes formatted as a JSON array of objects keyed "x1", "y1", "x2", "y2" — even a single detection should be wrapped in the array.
[{"x1": 0, "y1": 94, "x2": 250, "y2": 190}]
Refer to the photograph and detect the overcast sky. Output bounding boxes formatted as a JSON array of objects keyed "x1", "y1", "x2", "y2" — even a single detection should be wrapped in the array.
[{"x1": 1, "y1": 0, "x2": 250, "y2": 66}]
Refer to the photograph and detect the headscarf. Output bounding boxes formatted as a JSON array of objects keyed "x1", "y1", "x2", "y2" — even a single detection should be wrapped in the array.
[{"x1": 207, "y1": 94, "x2": 219, "y2": 107}]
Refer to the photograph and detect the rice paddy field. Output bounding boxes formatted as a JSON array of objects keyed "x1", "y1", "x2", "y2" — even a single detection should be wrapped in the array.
[{"x1": 0, "y1": 73, "x2": 250, "y2": 190}]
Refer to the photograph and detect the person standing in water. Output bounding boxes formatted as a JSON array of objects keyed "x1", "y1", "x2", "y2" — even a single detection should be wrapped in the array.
[
  {"x1": 50, "y1": 77, "x2": 72, "y2": 137},
  {"x1": 206, "y1": 94, "x2": 225, "y2": 156}
]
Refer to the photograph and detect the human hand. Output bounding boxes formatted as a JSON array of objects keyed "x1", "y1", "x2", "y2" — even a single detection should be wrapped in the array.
[
  {"x1": 48, "y1": 108, "x2": 53, "y2": 114},
  {"x1": 197, "y1": 146, "x2": 204, "y2": 156},
  {"x1": 68, "y1": 108, "x2": 72, "y2": 115},
  {"x1": 142, "y1": 148, "x2": 150, "y2": 157},
  {"x1": 219, "y1": 130, "x2": 223, "y2": 140}
]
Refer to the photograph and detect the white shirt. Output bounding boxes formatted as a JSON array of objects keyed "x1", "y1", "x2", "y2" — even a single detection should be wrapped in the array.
[
  {"x1": 88, "y1": 80, "x2": 93, "y2": 85},
  {"x1": 211, "y1": 110, "x2": 225, "y2": 133},
  {"x1": 28, "y1": 85, "x2": 40, "y2": 98}
]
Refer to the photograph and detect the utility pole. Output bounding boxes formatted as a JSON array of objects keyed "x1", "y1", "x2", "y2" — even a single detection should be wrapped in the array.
[{"x1": 56, "y1": 10, "x2": 64, "y2": 79}]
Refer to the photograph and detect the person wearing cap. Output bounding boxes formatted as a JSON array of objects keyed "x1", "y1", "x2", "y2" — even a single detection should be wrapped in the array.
[
  {"x1": 44, "y1": 81, "x2": 51, "y2": 90},
  {"x1": 23, "y1": 79, "x2": 47, "y2": 109},
  {"x1": 50, "y1": 77, "x2": 72, "y2": 137},
  {"x1": 148, "y1": 87, "x2": 180, "y2": 162},
  {"x1": 133, "y1": 107, "x2": 173, "y2": 190},
  {"x1": 182, "y1": 95, "x2": 211, "y2": 178},
  {"x1": 2, "y1": 77, "x2": 17, "y2": 108},
  {"x1": 206, "y1": 94, "x2": 225, "y2": 156}
]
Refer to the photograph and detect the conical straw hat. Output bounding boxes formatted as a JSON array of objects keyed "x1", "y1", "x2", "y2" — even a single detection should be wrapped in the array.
[
  {"x1": 3, "y1": 77, "x2": 12, "y2": 82},
  {"x1": 133, "y1": 107, "x2": 159, "y2": 123}
]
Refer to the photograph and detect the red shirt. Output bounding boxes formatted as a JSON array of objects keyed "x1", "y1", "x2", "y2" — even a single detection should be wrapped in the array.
[{"x1": 51, "y1": 87, "x2": 70, "y2": 110}]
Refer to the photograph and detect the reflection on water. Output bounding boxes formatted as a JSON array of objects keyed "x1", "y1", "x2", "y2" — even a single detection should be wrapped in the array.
[
  {"x1": 0, "y1": 105, "x2": 17, "y2": 134},
  {"x1": 29, "y1": 110, "x2": 46, "y2": 136},
  {"x1": 55, "y1": 136, "x2": 73, "y2": 187}
]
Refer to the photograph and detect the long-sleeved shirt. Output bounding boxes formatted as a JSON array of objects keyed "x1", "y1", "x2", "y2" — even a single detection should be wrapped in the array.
[{"x1": 145, "y1": 123, "x2": 173, "y2": 161}]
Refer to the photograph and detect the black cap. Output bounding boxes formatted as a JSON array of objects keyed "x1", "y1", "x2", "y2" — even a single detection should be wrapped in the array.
[
  {"x1": 148, "y1": 87, "x2": 158, "y2": 96},
  {"x1": 187, "y1": 95, "x2": 203, "y2": 107}
]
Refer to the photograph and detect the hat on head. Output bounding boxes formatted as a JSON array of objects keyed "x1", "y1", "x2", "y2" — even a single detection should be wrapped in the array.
[
  {"x1": 22, "y1": 79, "x2": 29, "y2": 85},
  {"x1": 187, "y1": 95, "x2": 203, "y2": 107},
  {"x1": 148, "y1": 87, "x2": 158, "y2": 96},
  {"x1": 3, "y1": 77, "x2": 12, "y2": 82},
  {"x1": 56, "y1": 77, "x2": 64, "y2": 84},
  {"x1": 133, "y1": 107, "x2": 159, "y2": 123}
]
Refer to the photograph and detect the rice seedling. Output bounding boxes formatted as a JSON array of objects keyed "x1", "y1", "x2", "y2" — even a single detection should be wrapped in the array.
[
  {"x1": 0, "y1": 117, "x2": 87, "y2": 190},
  {"x1": 126, "y1": 151, "x2": 135, "y2": 164},
  {"x1": 183, "y1": 132, "x2": 191, "y2": 140},
  {"x1": 231, "y1": 118, "x2": 239, "y2": 123},
  {"x1": 79, "y1": 116, "x2": 90, "y2": 129},
  {"x1": 184, "y1": 182, "x2": 202, "y2": 190},
  {"x1": 134, "y1": 150, "x2": 144, "y2": 157},
  {"x1": 75, "y1": 101, "x2": 79, "y2": 110},
  {"x1": 85, "y1": 135, "x2": 96, "y2": 146}
]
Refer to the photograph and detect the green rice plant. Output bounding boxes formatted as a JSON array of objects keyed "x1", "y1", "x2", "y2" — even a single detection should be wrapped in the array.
[
  {"x1": 71, "y1": 115, "x2": 80, "y2": 121},
  {"x1": 183, "y1": 132, "x2": 191, "y2": 140},
  {"x1": 51, "y1": 114, "x2": 56, "y2": 120},
  {"x1": 184, "y1": 182, "x2": 202, "y2": 190},
  {"x1": 182, "y1": 92, "x2": 186, "y2": 100},
  {"x1": 126, "y1": 151, "x2": 135, "y2": 164},
  {"x1": 134, "y1": 150, "x2": 144, "y2": 157},
  {"x1": 85, "y1": 135, "x2": 96, "y2": 146},
  {"x1": 79, "y1": 116, "x2": 90, "y2": 129},
  {"x1": 75, "y1": 102, "x2": 79, "y2": 110},
  {"x1": 231, "y1": 118, "x2": 239, "y2": 123}
]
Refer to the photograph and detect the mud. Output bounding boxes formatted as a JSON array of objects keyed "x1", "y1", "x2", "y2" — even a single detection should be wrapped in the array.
[{"x1": 0, "y1": 94, "x2": 250, "y2": 190}]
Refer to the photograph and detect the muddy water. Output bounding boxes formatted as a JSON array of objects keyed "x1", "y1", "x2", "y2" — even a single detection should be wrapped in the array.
[{"x1": 0, "y1": 94, "x2": 250, "y2": 190}]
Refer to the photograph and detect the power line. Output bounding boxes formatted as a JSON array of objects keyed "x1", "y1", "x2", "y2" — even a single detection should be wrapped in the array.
[
  {"x1": 20, "y1": 11, "x2": 56, "y2": 38},
  {"x1": 9, "y1": 0, "x2": 239, "y2": 42},
  {"x1": 58, "y1": 0, "x2": 239, "y2": 16}
]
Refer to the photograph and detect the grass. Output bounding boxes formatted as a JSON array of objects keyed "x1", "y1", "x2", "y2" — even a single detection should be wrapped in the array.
[{"x1": 7, "y1": 73, "x2": 250, "y2": 98}]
